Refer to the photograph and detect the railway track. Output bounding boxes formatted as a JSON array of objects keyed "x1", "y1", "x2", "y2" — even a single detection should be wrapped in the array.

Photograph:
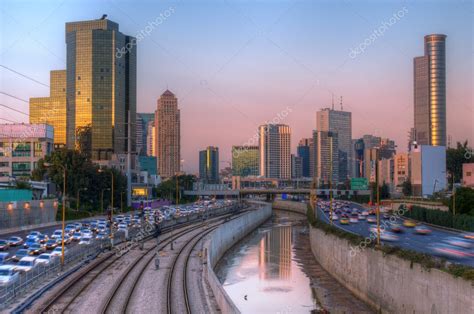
[{"x1": 37, "y1": 209, "x2": 243, "y2": 313}]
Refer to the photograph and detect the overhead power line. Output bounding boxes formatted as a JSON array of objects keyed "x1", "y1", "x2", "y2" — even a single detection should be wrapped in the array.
[
  {"x1": 0, "y1": 91, "x2": 29, "y2": 103},
  {"x1": 0, "y1": 64, "x2": 49, "y2": 88},
  {"x1": 0, "y1": 103, "x2": 29, "y2": 116},
  {"x1": 0, "y1": 117, "x2": 20, "y2": 123}
]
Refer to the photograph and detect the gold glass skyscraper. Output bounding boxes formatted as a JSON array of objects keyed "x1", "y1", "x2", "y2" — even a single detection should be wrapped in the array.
[
  {"x1": 30, "y1": 70, "x2": 67, "y2": 147},
  {"x1": 414, "y1": 34, "x2": 447, "y2": 147},
  {"x1": 65, "y1": 18, "x2": 136, "y2": 159},
  {"x1": 155, "y1": 90, "x2": 180, "y2": 178}
]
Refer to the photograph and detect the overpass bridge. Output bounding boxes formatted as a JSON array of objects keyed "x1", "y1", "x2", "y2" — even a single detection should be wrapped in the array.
[{"x1": 184, "y1": 188, "x2": 370, "y2": 198}]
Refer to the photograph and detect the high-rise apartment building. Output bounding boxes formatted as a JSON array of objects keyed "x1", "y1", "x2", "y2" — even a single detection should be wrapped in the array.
[
  {"x1": 313, "y1": 131, "x2": 339, "y2": 185},
  {"x1": 414, "y1": 34, "x2": 447, "y2": 147},
  {"x1": 316, "y1": 108, "x2": 352, "y2": 180},
  {"x1": 393, "y1": 153, "x2": 409, "y2": 187},
  {"x1": 199, "y1": 146, "x2": 219, "y2": 184},
  {"x1": 291, "y1": 154, "x2": 303, "y2": 179},
  {"x1": 297, "y1": 138, "x2": 312, "y2": 178},
  {"x1": 258, "y1": 124, "x2": 291, "y2": 179},
  {"x1": 64, "y1": 18, "x2": 136, "y2": 160},
  {"x1": 232, "y1": 146, "x2": 259, "y2": 177},
  {"x1": 146, "y1": 121, "x2": 155, "y2": 157},
  {"x1": 30, "y1": 70, "x2": 67, "y2": 147},
  {"x1": 155, "y1": 90, "x2": 180, "y2": 178},
  {"x1": 136, "y1": 113, "x2": 154, "y2": 156}
]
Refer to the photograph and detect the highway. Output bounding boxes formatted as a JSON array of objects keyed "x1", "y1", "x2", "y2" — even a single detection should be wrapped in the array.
[{"x1": 316, "y1": 201, "x2": 474, "y2": 267}]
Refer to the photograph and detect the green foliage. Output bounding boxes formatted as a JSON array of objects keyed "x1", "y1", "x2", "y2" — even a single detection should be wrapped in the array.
[
  {"x1": 446, "y1": 141, "x2": 473, "y2": 185},
  {"x1": 14, "y1": 180, "x2": 31, "y2": 190},
  {"x1": 404, "y1": 205, "x2": 474, "y2": 231},
  {"x1": 56, "y1": 209, "x2": 92, "y2": 221},
  {"x1": 32, "y1": 148, "x2": 127, "y2": 211},
  {"x1": 402, "y1": 181, "x2": 412, "y2": 196},
  {"x1": 154, "y1": 174, "x2": 198, "y2": 203},
  {"x1": 450, "y1": 187, "x2": 474, "y2": 216}
]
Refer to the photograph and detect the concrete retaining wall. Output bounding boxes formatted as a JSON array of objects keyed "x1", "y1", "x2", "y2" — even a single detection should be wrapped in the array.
[
  {"x1": 310, "y1": 227, "x2": 474, "y2": 313},
  {"x1": 272, "y1": 200, "x2": 307, "y2": 215},
  {"x1": 204, "y1": 202, "x2": 272, "y2": 314},
  {"x1": 0, "y1": 199, "x2": 57, "y2": 230}
]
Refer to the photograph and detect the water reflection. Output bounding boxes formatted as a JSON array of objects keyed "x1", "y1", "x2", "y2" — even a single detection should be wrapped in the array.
[
  {"x1": 259, "y1": 224, "x2": 292, "y2": 280},
  {"x1": 216, "y1": 214, "x2": 318, "y2": 313}
]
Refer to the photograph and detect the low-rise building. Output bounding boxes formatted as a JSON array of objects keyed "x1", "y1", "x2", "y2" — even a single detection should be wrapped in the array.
[
  {"x1": 0, "y1": 124, "x2": 54, "y2": 182},
  {"x1": 462, "y1": 163, "x2": 474, "y2": 188}
]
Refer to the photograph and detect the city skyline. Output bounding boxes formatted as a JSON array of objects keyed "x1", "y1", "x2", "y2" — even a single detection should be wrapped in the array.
[{"x1": 0, "y1": 1, "x2": 472, "y2": 173}]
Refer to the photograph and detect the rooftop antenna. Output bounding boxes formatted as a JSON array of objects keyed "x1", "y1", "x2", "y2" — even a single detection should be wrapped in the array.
[
  {"x1": 100, "y1": 14, "x2": 107, "y2": 20},
  {"x1": 340, "y1": 96, "x2": 343, "y2": 111},
  {"x1": 331, "y1": 94, "x2": 334, "y2": 110}
]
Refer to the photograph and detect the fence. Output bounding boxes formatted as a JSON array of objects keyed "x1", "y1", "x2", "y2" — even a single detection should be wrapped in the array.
[{"x1": 0, "y1": 238, "x2": 109, "y2": 308}]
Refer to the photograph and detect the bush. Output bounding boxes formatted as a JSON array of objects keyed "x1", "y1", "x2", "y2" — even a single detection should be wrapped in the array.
[
  {"x1": 404, "y1": 206, "x2": 474, "y2": 231},
  {"x1": 56, "y1": 208, "x2": 93, "y2": 221}
]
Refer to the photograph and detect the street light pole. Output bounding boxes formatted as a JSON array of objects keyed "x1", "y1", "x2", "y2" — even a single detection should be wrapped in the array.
[
  {"x1": 329, "y1": 133, "x2": 333, "y2": 226},
  {"x1": 375, "y1": 149, "x2": 381, "y2": 247}
]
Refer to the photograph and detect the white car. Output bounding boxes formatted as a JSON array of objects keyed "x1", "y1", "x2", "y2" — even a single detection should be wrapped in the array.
[
  {"x1": 14, "y1": 257, "x2": 37, "y2": 272},
  {"x1": 79, "y1": 237, "x2": 92, "y2": 245},
  {"x1": 0, "y1": 265, "x2": 19, "y2": 286},
  {"x1": 51, "y1": 230, "x2": 63, "y2": 239},
  {"x1": 51, "y1": 247, "x2": 67, "y2": 257},
  {"x1": 35, "y1": 253, "x2": 56, "y2": 265},
  {"x1": 117, "y1": 223, "x2": 128, "y2": 231}
]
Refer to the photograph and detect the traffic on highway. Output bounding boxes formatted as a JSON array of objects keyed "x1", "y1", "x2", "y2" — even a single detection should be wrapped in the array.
[
  {"x1": 0, "y1": 199, "x2": 236, "y2": 288},
  {"x1": 317, "y1": 200, "x2": 474, "y2": 266}
]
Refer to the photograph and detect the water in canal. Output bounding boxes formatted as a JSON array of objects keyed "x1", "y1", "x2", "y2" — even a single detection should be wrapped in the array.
[{"x1": 216, "y1": 210, "x2": 373, "y2": 313}]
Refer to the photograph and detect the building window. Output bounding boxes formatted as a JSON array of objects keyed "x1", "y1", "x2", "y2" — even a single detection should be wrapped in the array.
[
  {"x1": 0, "y1": 162, "x2": 8, "y2": 167},
  {"x1": 467, "y1": 172, "x2": 472, "y2": 177},
  {"x1": 12, "y1": 162, "x2": 31, "y2": 177},
  {"x1": 77, "y1": 91, "x2": 81, "y2": 95},
  {"x1": 34, "y1": 142, "x2": 43, "y2": 157},
  {"x1": 12, "y1": 142, "x2": 31, "y2": 157},
  {"x1": 77, "y1": 76, "x2": 81, "y2": 80}
]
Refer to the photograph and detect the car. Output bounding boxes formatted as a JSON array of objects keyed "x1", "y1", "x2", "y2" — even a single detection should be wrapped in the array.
[
  {"x1": 0, "y1": 253, "x2": 9, "y2": 265},
  {"x1": 432, "y1": 243, "x2": 472, "y2": 260},
  {"x1": 23, "y1": 238, "x2": 38, "y2": 249},
  {"x1": 414, "y1": 225, "x2": 431, "y2": 235},
  {"x1": 37, "y1": 234, "x2": 49, "y2": 244},
  {"x1": 380, "y1": 231, "x2": 399, "y2": 242},
  {"x1": 74, "y1": 223, "x2": 82, "y2": 230},
  {"x1": 29, "y1": 243, "x2": 46, "y2": 255},
  {"x1": 0, "y1": 265, "x2": 20, "y2": 286},
  {"x1": 51, "y1": 247, "x2": 67, "y2": 257},
  {"x1": 51, "y1": 230, "x2": 64, "y2": 240},
  {"x1": 11, "y1": 249, "x2": 29, "y2": 262},
  {"x1": 81, "y1": 229, "x2": 93, "y2": 237},
  {"x1": 443, "y1": 237, "x2": 474, "y2": 249},
  {"x1": 462, "y1": 232, "x2": 474, "y2": 240},
  {"x1": 28, "y1": 231, "x2": 41, "y2": 238},
  {"x1": 63, "y1": 234, "x2": 72, "y2": 245},
  {"x1": 45, "y1": 239, "x2": 60, "y2": 250},
  {"x1": 14, "y1": 257, "x2": 37, "y2": 272},
  {"x1": 403, "y1": 220, "x2": 416, "y2": 228},
  {"x1": 8, "y1": 236, "x2": 23, "y2": 247},
  {"x1": 0, "y1": 239, "x2": 10, "y2": 251},
  {"x1": 79, "y1": 237, "x2": 92, "y2": 245},
  {"x1": 367, "y1": 217, "x2": 376, "y2": 224},
  {"x1": 340, "y1": 218, "x2": 350, "y2": 225},
  {"x1": 35, "y1": 254, "x2": 57, "y2": 265},
  {"x1": 391, "y1": 224, "x2": 403, "y2": 233},
  {"x1": 72, "y1": 232, "x2": 82, "y2": 241},
  {"x1": 330, "y1": 214, "x2": 338, "y2": 221},
  {"x1": 65, "y1": 224, "x2": 76, "y2": 234},
  {"x1": 358, "y1": 214, "x2": 366, "y2": 220}
]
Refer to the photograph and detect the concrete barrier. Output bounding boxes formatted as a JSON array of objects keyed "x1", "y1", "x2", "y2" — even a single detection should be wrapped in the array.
[
  {"x1": 309, "y1": 227, "x2": 474, "y2": 313},
  {"x1": 272, "y1": 200, "x2": 307, "y2": 215},
  {"x1": 203, "y1": 202, "x2": 272, "y2": 314}
]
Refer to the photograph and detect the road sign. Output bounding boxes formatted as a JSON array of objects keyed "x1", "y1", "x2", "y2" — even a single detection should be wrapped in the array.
[
  {"x1": 282, "y1": 193, "x2": 288, "y2": 200},
  {"x1": 351, "y1": 178, "x2": 368, "y2": 190}
]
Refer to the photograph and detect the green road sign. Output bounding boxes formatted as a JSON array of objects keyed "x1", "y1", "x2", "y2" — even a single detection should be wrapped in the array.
[{"x1": 351, "y1": 178, "x2": 368, "y2": 190}]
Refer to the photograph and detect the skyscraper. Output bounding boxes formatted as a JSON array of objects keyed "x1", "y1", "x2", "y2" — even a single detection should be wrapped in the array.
[
  {"x1": 414, "y1": 34, "x2": 447, "y2": 147},
  {"x1": 291, "y1": 154, "x2": 303, "y2": 179},
  {"x1": 146, "y1": 121, "x2": 155, "y2": 157},
  {"x1": 297, "y1": 138, "x2": 312, "y2": 178},
  {"x1": 30, "y1": 70, "x2": 67, "y2": 147},
  {"x1": 232, "y1": 146, "x2": 259, "y2": 177},
  {"x1": 65, "y1": 17, "x2": 136, "y2": 160},
  {"x1": 258, "y1": 124, "x2": 291, "y2": 179},
  {"x1": 316, "y1": 107, "x2": 352, "y2": 180},
  {"x1": 155, "y1": 90, "x2": 180, "y2": 178},
  {"x1": 313, "y1": 131, "x2": 339, "y2": 185},
  {"x1": 136, "y1": 113, "x2": 154, "y2": 156},
  {"x1": 199, "y1": 146, "x2": 219, "y2": 184}
]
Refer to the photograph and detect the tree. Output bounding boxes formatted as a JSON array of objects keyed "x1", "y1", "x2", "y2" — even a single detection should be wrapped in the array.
[
  {"x1": 32, "y1": 148, "x2": 126, "y2": 211},
  {"x1": 154, "y1": 174, "x2": 198, "y2": 203},
  {"x1": 446, "y1": 141, "x2": 473, "y2": 186},
  {"x1": 450, "y1": 187, "x2": 474, "y2": 216},
  {"x1": 402, "y1": 181, "x2": 412, "y2": 197}
]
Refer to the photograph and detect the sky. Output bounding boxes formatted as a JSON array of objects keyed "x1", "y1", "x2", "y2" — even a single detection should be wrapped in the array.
[{"x1": 0, "y1": 0, "x2": 472, "y2": 173}]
